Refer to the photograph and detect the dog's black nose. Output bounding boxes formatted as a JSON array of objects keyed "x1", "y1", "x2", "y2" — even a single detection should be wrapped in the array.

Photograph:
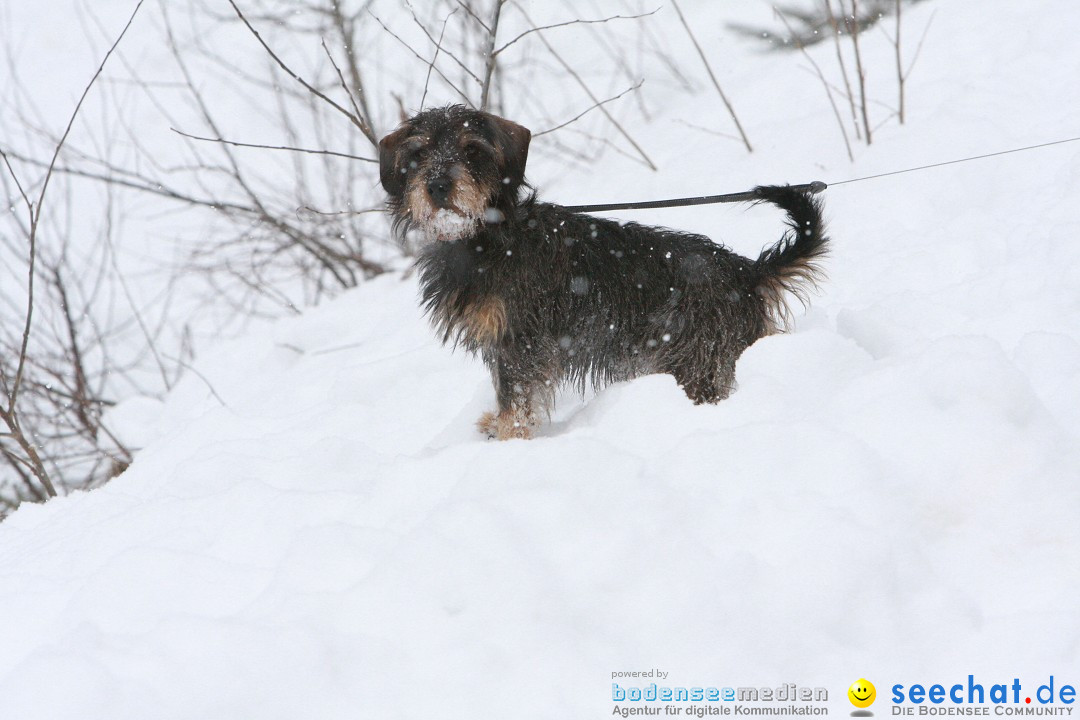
[{"x1": 427, "y1": 176, "x2": 452, "y2": 206}]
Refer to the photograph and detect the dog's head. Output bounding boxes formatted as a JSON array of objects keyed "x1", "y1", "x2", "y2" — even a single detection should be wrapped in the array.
[{"x1": 379, "y1": 104, "x2": 531, "y2": 243}]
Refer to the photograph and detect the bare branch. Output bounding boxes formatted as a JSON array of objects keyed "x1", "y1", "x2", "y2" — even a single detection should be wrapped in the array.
[
  {"x1": 298, "y1": 205, "x2": 385, "y2": 218},
  {"x1": 0, "y1": 0, "x2": 144, "y2": 502},
  {"x1": 479, "y1": 0, "x2": 506, "y2": 110},
  {"x1": 97, "y1": 184, "x2": 174, "y2": 393},
  {"x1": 0, "y1": 149, "x2": 31, "y2": 210},
  {"x1": 225, "y1": 0, "x2": 376, "y2": 146},
  {"x1": 494, "y1": 9, "x2": 658, "y2": 58},
  {"x1": 514, "y1": 4, "x2": 657, "y2": 171},
  {"x1": 320, "y1": 39, "x2": 378, "y2": 147},
  {"x1": 0, "y1": 148, "x2": 260, "y2": 214},
  {"x1": 775, "y1": 8, "x2": 853, "y2": 162},
  {"x1": 163, "y1": 356, "x2": 230, "y2": 410},
  {"x1": 404, "y1": 1, "x2": 480, "y2": 87},
  {"x1": 533, "y1": 80, "x2": 643, "y2": 137},
  {"x1": 894, "y1": 0, "x2": 905, "y2": 123},
  {"x1": 171, "y1": 127, "x2": 376, "y2": 163},
  {"x1": 904, "y1": 9, "x2": 936, "y2": 80},
  {"x1": 849, "y1": 0, "x2": 873, "y2": 144},
  {"x1": 328, "y1": 0, "x2": 378, "y2": 138},
  {"x1": 453, "y1": 0, "x2": 491, "y2": 33},
  {"x1": 10, "y1": 0, "x2": 145, "y2": 414},
  {"x1": 671, "y1": 0, "x2": 752, "y2": 154},
  {"x1": 368, "y1": 10, "x2": 475, "y2": 106},
  {"x1": 31, "y1": 0, "x2": 146, "y2": 234},
  {"x1": 824, "y1": 0, "x2": 863, "y2": 141},
  {"x1": 421, "y1": 9, "x2": 459, "y2": 109}
]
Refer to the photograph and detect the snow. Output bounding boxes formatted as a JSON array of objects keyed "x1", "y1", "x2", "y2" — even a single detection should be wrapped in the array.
[
  {"x1": 2, "y1": 0, "x2": 1080, "y2": 718},
  {"x1": 424, "y1": 207, "x2": 480, "y2": 241}
]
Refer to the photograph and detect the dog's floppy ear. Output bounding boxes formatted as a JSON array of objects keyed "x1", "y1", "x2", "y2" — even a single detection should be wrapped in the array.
[
  {"x1": 378, "y1": 123, "x2": 412, "y2": 196},
  {"x1": 486, "y1": 114, "x2": 531, "y2": 189}
]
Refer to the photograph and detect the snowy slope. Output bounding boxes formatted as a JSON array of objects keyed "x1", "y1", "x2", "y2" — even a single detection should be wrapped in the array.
[{"x1": 2, "y1": 1, "x2": 1080, "y2": 718}]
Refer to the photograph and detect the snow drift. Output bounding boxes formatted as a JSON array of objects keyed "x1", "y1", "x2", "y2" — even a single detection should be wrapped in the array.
[{"x1": 1, "y1": 1, "x2": 1079, "y2": 718}]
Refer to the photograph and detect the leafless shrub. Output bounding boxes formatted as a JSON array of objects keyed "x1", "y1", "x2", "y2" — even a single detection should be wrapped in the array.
[
  {"x1": 849, "y1": 0, "x2": 873, "y2": 144},
  {"x1": 670, "y1": 0, "x2": 753, "y2": 154},
  {"x1": 1, "y1": 0, "x2": 677, "y2": 513},
  {"x1": 774, "y1": 9, "x2": 854, "y2": 161},
  {"x1": 1, "y1": 1, "x2": 145, "y2": 514},
  {"x1": 729, "y1": 0, "x2": 931, "y2": 51},
  {"x1": 52, "y1": 0, "x2": 671, "y2": 315},
  {"x1": 732, "y1": 0, "x2": 934, "y2": 152}
]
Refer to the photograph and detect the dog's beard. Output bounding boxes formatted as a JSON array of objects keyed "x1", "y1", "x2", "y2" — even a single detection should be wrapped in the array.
[{"x1": 416, "y1": 207, "x2": 479, "y2": 243}]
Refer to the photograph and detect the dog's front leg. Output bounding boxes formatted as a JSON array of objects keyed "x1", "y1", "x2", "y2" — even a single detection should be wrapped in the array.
[{"x1": 476, "y1": 342, "x2": 548, "y2": 441}]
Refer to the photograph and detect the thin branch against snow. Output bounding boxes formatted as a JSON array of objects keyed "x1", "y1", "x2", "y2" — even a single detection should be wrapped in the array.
[
  {"x1": 479, "y1": 0, "x2": 506, "y2": 111},
  {"x1": 420, "y1": 8, "x2": 459, "y2": 109},
  {"x1": 775, "y1": 8, "x2": 854, "y2": 162},
  {"x1": 170, "y1": 128, "x2": 377, "y2": 164},
  {"x1": 225, "y1": 0, "x2": 377, "y2": 146},
  {"x1": 0, "y1": 0, "x2": 145, "y2": 502},
  {"x1": 403, "y1": 1, "x2": 480, "y2": 87},
  {"x1": 533, "y1": 80, "x2": 644, "y2": 137},
  {"x1": 670, "y1": 0, "x2": 753, "y2": 154},
  {"x1": 514, "y1": 3, "x2": 657, "y2": 171},
  {"x1": 492, "y1": 9, "x2": 659, "y2": 58},
  {"x1": 368, "y1": 10, "x2": 475, "y2": 106}
]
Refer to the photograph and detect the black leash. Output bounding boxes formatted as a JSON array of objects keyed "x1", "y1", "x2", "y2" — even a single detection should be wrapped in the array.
[
  {"x1": 564, "y1": 181, "x2": 826, "y2": 213},
  {"x1": 563, "y1": 136, "x2": 1080, "y2": 214}
]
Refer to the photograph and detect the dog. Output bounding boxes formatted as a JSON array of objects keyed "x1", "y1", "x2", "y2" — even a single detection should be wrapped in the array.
[{"x1": 379, "y1": 105, "x2": 828, "y2": 440}]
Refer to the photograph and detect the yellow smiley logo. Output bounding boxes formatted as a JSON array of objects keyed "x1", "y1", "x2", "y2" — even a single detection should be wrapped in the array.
[{"x1": 848, "y1": 679, "x2": 876, "y2": 708}]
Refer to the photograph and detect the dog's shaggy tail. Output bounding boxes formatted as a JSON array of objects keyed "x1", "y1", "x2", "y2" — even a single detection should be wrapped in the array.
[{"x1": 750, "y1": 184, "x2": 829, "y2": 331}]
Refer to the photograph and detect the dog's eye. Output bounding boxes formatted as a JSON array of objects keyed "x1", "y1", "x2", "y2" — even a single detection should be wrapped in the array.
[
  {"x1": 404, "y1": 145, "x2": 427, "y2": 168},
  {"x1": 464, "y1": 140, "x2": 494, "y2": 162}
]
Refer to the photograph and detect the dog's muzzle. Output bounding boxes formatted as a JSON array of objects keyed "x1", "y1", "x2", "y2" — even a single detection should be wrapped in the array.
[{"x1": 427, "y1": 176, "x2": 452, "y2": 208}]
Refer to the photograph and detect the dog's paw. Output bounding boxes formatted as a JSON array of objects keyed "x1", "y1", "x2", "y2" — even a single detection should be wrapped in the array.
[
  {"x1": 476, "y1": 411, "x2": 498, "y2": 438},
  {"x1": 476, "y1": 410, "x2": 534, "y2": 441},
  {"x1": 496, "y1": 422, "x2": 533, "y2": 441}
]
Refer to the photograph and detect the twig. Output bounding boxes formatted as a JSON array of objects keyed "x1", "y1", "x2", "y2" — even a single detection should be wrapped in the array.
[
  {"x1": 824, "y1": 0, "x2": 862, "y2": 141},
  {"x1": 671, "y1": 0, "x2": 752, "y2": 154},
  {"x1": 454, "y1": 0, "x2": 490, "y2": 33},
  {"x1": 404, "y1": 1, "x2": 480, "y2": 87},
  {"x1": 0, "y1": 0, "x2": 144, "y2": 500},
  {"x1": 226, "y1": 0, "x2": 376, "y2": 146},
  {"x1": 533, "y1": 80, "x2": 643, "y2": 137},
  {"x1": 903, "y1": 9, "x2": 936, "y2": 84},
  {"x1": 163, "y1": 356, "x2": 230, "y2": 409},
  {"x1": 11, "y1": 0, "x2": 145, "y2": 412},
  {"x1": 849, "y1": 0, "x2": 872, "y2": 144},
  {"x1": 515, "y1": 4, "x2": 657, "y2": 171},
  {"x1": 0, "y1": 448, "x2": 46, "y2": 502},
  {"x1": 98, "y1": 182, "x2": 173, "y2": 392},
  {"x1": 775, "y1": 8, "x2": 853, "y2": 162},
  {"x1": 894, "y1": 0, "x2": 904, "y2": 123},
  {"x1": 320, "y1": 38, "x2": 377, "y2": 147},
  {"x1": 298, "y1": 205, "x2": 385, "y2": 218},
  {"x1": 51, "y1": 268, "x2": 96, "y2": 435},
  {"x1": 0, "y1": 148, "x2": 258, "y2": 214},
  {"x1": 0, "y1": 151, "x2": 31, "y2": 209},
  {"x1": 328, "y1": 1, "x2": 377, "y2": 141},
  {"x1": 171, "y1": 127, "x2": 376, "y2": 163},
  {"x1": 479, "y1": 0, "x2": 505, "y2": 110},
  {"x1": 368, "y1": 10, "x2": 474, "y2": 106},
  {"x1": 421, "y1": 9, "x2": 459, "y2": 109},
  {"x1": 671, "y1": 118, "x2": 741, "y2": 143},
  {"x1": 493, "y1": 9, "x2": 658, "y2": 57}
]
